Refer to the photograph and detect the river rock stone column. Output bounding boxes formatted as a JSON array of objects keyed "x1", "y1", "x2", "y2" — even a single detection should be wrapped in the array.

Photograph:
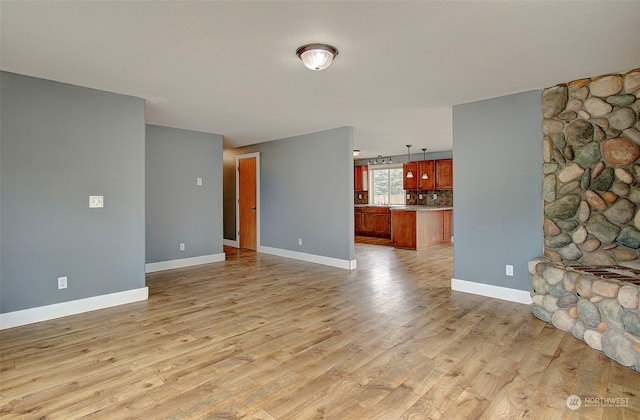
[{"x1": 542, "y1": 69, "x2": 640, "y2": 267}]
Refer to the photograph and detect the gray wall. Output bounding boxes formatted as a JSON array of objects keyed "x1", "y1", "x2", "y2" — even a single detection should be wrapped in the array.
[
  {"x1": 453, "y1": 90, "x2": 543, "y2": 291},
  {"x1": 224, "y1": 127, "x2": 355, "y2": 261},
  {"x1": 1, "y1": 72, "x2": 146, "y2": 313},
  {"x1": 146, "y1": 125, "x2": 224, "y2": 263}
]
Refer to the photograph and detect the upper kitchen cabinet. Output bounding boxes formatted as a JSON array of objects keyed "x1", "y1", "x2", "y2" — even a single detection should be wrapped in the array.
[
  {"x1": 418, "y1": 160, "x2": 435, "y2": 190},
  {"x1": 354, "y1": 165, "x2": 368, "y2": 191},
  {"x1": 435, "y1": 158, "x2": 453, "y2": 190},
  {"x1": 403, "y1": 161, "x2": 418, "y2": 190}
]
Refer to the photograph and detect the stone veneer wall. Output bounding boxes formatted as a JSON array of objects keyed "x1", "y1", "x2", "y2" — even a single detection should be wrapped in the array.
[
  {"x1": 542, "y1": 68, "x2": 640, "y2": 266},
  {"x1": 529, "y1": 258, "x2": 640, "y2": 371},
  {"x1": 532, "y1": 68, "x2": 640, "y2": 371}
]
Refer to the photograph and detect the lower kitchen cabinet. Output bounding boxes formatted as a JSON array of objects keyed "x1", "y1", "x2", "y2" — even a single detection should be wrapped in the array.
[
  {"x1": 391, "y1": 208, "x2": 452, "y2": 250},
  {"x1": 443, "y1": 209, "x2": 452, "y2": 242},
  {"x1": 354, "y1": 206, "x2": 390, "y2": 238},
  {"x1": 354, "y1": 207, "x2": 362, "y2": 234}
]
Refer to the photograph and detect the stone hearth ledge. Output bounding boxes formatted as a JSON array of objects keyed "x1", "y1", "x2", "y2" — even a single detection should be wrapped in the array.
[{"x1": 529, "y1": 257, "x2": 640, "y2": 371}]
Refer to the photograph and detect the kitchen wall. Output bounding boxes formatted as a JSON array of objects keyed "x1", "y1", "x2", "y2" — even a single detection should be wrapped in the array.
[
  {"x1": 146, "y1": 125, "x2": 224, "y2": 269},
  {"x1": 1, "y1": 72, "x2": 147, "y2": 316},
  {"x1": 355, "y1": 151, "x2": 453, "y2": 206},
  {"x1": 453, "y1": 90, "x2": 543, "y2": 296},
  {"x1": 224, "y1": 127, "x2": 355, "y2": 264}
]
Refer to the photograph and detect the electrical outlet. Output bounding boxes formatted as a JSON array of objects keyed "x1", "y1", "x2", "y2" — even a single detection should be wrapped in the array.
[
  {"x1": 433, "y1": 194, "x2": 437, "y2": 200},
  {"x1": 180, "y1": 243, "x2": 185, "y2": 251},
  {"x1": 58, "y1": 276, "x2": 68, "y2": 289},
  {"x1": 298, "y1": 238, "x2": 302, "y2": 246},
  {"x1": 89, "y1": 195, "x2": 104, "y2": 208},
  {"x1": 419, "y1": 194, "x2": 423, "y2": 199},
  {"x1": 406, "y1": 193, "x2": 410, "y2": 199},
  {"x1": 506, "y1": 265, "x2": 514, "y2": 276},
  {"x1": 196, "y1": 177, "x2": 203, "y2": 186}
]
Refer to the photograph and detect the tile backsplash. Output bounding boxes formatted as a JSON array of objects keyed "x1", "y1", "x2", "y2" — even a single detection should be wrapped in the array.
[
  {"x1": 354, "y1": 191, "x2": 369, "y2": 204},
  {"x1": 354, "y1": 189, "x2": 452, "y2": 206},
  {"x1": 405, "y1": 190, "x2": 453, "y2": 206}
]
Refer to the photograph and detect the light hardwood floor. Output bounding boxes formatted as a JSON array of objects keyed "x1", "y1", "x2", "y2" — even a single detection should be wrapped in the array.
[{"x1": 1, "y1": 242, "x2": 639, "y2": 419}]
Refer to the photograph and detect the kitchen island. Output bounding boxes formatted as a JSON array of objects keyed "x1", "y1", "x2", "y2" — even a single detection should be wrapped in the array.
[{"x1": 390, "y1": 206, "x2": 453, "y2": 250}]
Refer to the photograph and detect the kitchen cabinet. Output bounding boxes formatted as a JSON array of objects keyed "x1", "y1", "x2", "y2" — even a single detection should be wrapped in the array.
[
  {"x1": 435, "y1": 158, "x2": 453, "y2": 190},
  {"x1": 403, "y1": 159, "x2": 451, "y2": 191},
  {"x1": 354, "y1": 165, "x2": 368, "y2": 191},
  {"x1": 355, "y1": 206, "x2": 390, "y2": 238},
  {"x1": 403, "y1": 161, "x2": 418, "y2": 190},
  {"x1": 390, "y1": 209, "x2": 417, "y2": 249},
  {"x1": 422, "y1": 209, "x2": 453, "y2": 246},
  {"x1": 443, "y1": 209, "x2": 452, "y2": 241},
  {"x1": 391, "y1": 207, "x2": 452, "y2": 250},
  {"x1": 418, "y1": 160, "x2": 435, "y2": 190}
]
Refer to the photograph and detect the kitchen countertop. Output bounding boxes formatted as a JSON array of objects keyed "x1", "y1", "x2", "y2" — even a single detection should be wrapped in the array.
[
  {"x1": 355, "y1": 204, "x2": 452, "y2": 211},
  {"x1": 389, "y1": 205, "x2": 453, "y2": 212}
]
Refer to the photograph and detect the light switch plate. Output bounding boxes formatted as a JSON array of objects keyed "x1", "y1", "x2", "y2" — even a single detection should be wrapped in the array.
[
  {"x1": 89, "y1": 195, "x2": 104, "y2": 208},
  {"x1": 196, "y1": 177, "x2": 203, "y2": 186}
]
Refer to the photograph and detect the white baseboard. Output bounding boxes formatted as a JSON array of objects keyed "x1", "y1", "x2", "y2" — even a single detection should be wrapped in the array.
[
  {"x1": 145, "y1": 253, "x2": 226, "y2": 273},
  {"x1": 259, "y1": 246, "x2": 357, "y2": 270},
  {"x1": 451, "y1": 278, "x2": 532, "y2": 304},
  {"x1": 223, "y1": 239, "x2": 238, "y2": 248},
  {"x1": 0, "y1": 287, "x2": 149, "y2": 330}
]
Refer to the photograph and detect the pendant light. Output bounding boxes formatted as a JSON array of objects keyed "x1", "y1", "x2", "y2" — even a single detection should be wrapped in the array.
[
  {"x1": 296, "y1": 44, "x2": 339, "y2": 71},
  {"x1": 405, "y1": 145, "x2": 414, "y2": 178},
  {"x1": 421, "y1": 148, "x2": 429, "y2": 180}
]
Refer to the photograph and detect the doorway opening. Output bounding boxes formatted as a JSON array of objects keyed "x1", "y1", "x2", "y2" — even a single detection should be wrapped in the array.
[{"x1": 236, "y1": 152, "x2": 260, "y2": 251}]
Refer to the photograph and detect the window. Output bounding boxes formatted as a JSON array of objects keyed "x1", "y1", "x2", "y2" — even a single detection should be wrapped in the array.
[{"x1": 370, "y1": 166, "x2": 404, "y2": 205}]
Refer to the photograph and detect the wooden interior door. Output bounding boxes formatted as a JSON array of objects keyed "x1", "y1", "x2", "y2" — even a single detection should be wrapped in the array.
[{"x1": 239, "y1": 157, "x2": 257, "y2": 250}]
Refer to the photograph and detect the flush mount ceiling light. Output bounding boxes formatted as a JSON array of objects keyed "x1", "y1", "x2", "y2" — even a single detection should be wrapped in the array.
[{"x1": 296, "y1": 43, "x2": 338, "y2": 71}]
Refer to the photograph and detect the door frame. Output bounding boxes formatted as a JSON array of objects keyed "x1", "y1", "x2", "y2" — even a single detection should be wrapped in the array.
[{"x1": 235, "y1": 152, "x2": 261, "y2": 251}]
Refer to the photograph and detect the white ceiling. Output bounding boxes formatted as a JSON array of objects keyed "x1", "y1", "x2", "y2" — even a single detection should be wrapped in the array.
[{"x1": 2, "y1": 1, "x2": 639, "y2": 159}]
